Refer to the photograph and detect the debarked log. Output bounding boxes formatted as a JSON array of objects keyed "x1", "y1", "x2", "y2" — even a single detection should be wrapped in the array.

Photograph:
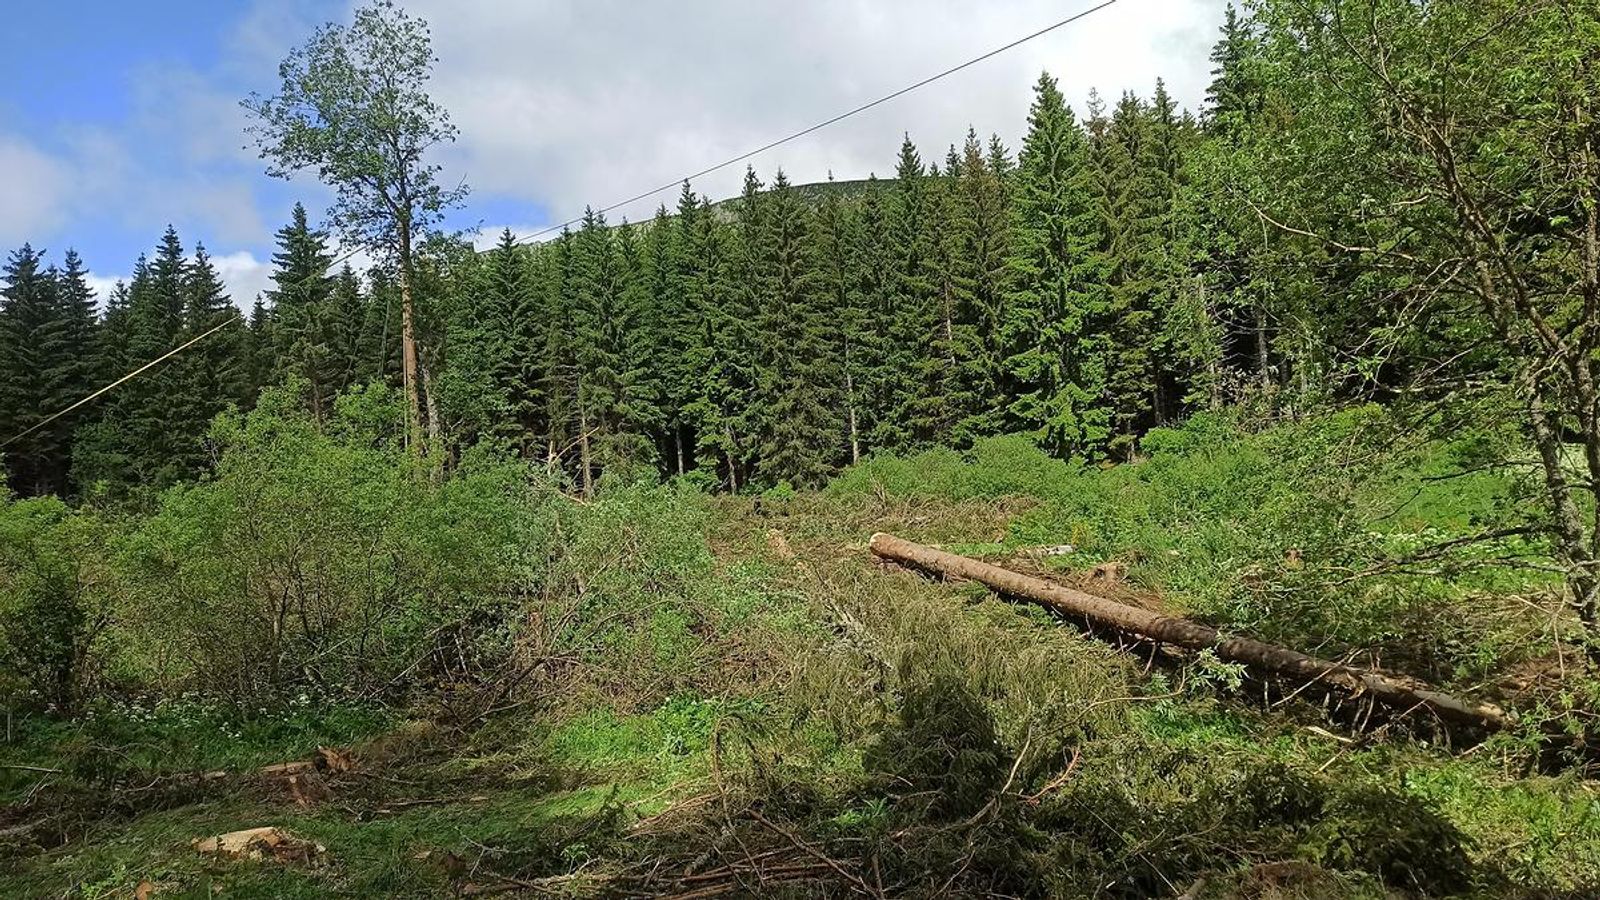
[{"x1": 868, "y1": 532, "x2": 1509, "y2": 730}]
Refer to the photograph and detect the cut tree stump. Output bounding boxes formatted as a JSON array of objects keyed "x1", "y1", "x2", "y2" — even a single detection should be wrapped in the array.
[
  {"x1": 868, "y1": 532, "x2": 1510, "y2": 731},
  {"x1": 192, "y1": 826, "x2": 323, "y2": 862}
]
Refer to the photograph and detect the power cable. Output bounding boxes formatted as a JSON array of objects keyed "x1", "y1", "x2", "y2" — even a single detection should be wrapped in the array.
[{"x1": 0, "y1": 316, "x2": 240, "y2": 451}]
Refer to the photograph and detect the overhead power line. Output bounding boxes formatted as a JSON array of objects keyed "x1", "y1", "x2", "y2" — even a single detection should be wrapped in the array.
[{"x1": 515, "y1": 0, "x2": 1123, "y2": 244}]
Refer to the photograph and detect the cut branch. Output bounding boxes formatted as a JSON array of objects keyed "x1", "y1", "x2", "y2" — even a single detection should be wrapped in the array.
[{"x1": 868, "y1": 533, "x2": 1510, "y2": 730}]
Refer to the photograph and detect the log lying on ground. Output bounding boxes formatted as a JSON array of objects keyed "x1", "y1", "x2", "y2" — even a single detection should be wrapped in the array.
[{"x1": 868, "y1": 533, "x2": 1510, "y2": 731}]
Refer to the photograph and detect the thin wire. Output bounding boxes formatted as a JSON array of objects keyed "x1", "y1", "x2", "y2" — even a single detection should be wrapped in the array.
[
  {"x1": 1, "y1": 316, "x2": 239, "y2": 451},
  {"x1": 0, "y1": 244, "x2": 372, "y2": 452},
  {"x1": 514, "y1": 0, "x2": 1123, "y2": 243}
]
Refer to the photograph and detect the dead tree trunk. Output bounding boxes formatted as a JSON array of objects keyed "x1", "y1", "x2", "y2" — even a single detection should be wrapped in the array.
[{"x1": 869, "y1": 533, "x2": 1509, "y2": 730}]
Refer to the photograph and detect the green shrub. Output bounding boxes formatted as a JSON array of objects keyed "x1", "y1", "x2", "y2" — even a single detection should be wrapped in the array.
[
  {"x1": 531, "y1": 477, "x2": 758, "y2": 705},
  {"x1": 106, "y1": 382, "x2": 552, "y2": 704},
  {"x1": 0, "y1": 494, "x2": 110, "y2": 714}
]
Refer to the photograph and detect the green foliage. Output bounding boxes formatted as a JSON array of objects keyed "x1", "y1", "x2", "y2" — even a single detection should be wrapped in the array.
[
  {"x1": 0, "y1": 494, "x2": 108, "y2": 713},
  {"x1": 109, "y1": 380, "x2": 548, "y2": 703},
  {"x1": 0, "y1": 245, "x2": 99, "y2": 497},
  {"x1": 241, "y1": 0, "x2": 467, "y2": 257},
  {"x1": 1004, "y1": 73, "x2": 1112, "y2": 457}
]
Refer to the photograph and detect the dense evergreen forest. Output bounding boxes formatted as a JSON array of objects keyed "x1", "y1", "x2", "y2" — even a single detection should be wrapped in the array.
[
  {"x1": 2, "y1": 10, "x2": 1262, "y2": 498},
  {"x1": 7, "y1": 1, "x2": 1600, "y2": 896}
]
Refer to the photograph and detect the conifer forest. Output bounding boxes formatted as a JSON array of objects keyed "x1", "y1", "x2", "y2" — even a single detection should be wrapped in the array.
[{"x1": 5, "y1": 2, "x2": 1600, "y2": 896}]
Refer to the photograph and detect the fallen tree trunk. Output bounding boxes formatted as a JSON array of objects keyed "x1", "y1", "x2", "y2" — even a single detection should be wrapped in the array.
[{"x1": 868, "y1": 533, "x2": 1510, "y2": 731}]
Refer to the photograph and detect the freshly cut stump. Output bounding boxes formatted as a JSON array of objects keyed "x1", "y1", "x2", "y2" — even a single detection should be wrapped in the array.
[{"x1": 193, "y1": 827, "x2": 324, "y2": 862}]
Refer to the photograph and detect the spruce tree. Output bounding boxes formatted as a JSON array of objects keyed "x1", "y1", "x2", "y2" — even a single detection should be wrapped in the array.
[
  {"x1": 754, "y1": 169, "x2": 838, "y2": 488},
  {"x1": 174, "y1": 245, "x2": 246, "y2": 467},
  {"x1": 1205, "y1": 5, "x2": 1261, "y2": 142},
  {"x1": 1144, "y1": 80, "x2": 1216, "y2": 422},
  {"x1": 918, "y1": 152, "x2": 969, "y2": 443},
  {"x1": 1004, "y1": 73, "x2": 1110, "y2": 458},
  {"x1": 360, "y1": 267, "x2": 404, "y2": 385},
  {"x1": 112, "y1": 227, "x2": 190, "y2": 489},
  {"x1": 325, "y1": 264, "x2": 369, "y2": 397},
  {"x1": 689, "y1": 172, "x2": 760, "y2": 490},
  {"x1": 613, "y1": 222, "x2": 664, "y2": 464},
  {"x1": 853, "y1": 176, "x2": 897, "y2": 453},
  {"x1": 457, "y1": 229, "x2": 542, "y2": 448},
  {"x1": 813, "y1": 175, "x2": 869, "y2": 464},
  {"x1": 0, "y1": 245, "x2": 61, "y2": 494},
  {"x1": 641, "y1": 204, "x2": 680, "y2": 472},
  {"x1": 569, "y1": 208, "x2": 618, "y2": 492},
  {"x1": 243, "y1": 297, "x2": 275, "y2": 401},
  {"x1": 536, "y1": 229, "x2": 580, "y2": 479},
  {"x1": 883, "y1": 138, "x2": 937, "y2": 449},
  {"x1": 665, "y1": 183, "x2": 710, "y2": 476},
  {"x1": 267, "y1": 203, "x2": 337, "y2": 417},
  {"x1": 72, "y1": 272, "x2": 138, "y2": 493},
  {"x1": 49, "y1": 251, "x2": 102, "y2": 493},
  {"x1": 952, "y1": 129, "x2": 1014, "y2": 441},
  {"x1": 1098, "y1": 91, "x2": 1160, "y2": 457}
]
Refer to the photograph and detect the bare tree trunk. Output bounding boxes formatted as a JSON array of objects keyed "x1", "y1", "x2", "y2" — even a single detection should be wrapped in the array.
[
  {"x1": 1529, "y1": 386, "x2": 1600, "y2": 633},
  {"x1": 398, "y1": 225, "x2": 422, "y2": 455},
  {"x1": 869, "y1": 533, "x2": 1510, "y2": 730},
  {"x1": 419, "y1": 352, "x2": 443, "y2": 457},
  {"x1": 1254, "y1": 301, "x2": 1270, "y2": 391},
  {"x1": 846, "y1": 368, "x2": 861, "y2": 465},
  {"x1": 578, "y1": 406, "x2": 593, "y2": 498},
  {"x1": 675, "y1": 426, "x2": 686, "y2": 477}
]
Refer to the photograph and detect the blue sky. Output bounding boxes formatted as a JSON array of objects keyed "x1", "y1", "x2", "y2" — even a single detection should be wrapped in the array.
[
  {"x1": 1, "y1": 1, "x2": 342, "y2": 300},
  {"x1": 0, "y1": 0, "x2": 1225, "y2": 306}
]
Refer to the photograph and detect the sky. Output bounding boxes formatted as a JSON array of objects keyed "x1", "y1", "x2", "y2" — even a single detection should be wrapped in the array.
[{"x1": 0, "y1": 0, "x2": 1227, "y2": 308}]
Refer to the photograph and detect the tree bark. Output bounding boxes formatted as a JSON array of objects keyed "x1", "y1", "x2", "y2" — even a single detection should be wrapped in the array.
[
  {"x1": 868, "y1": 533, "x2": 1509, "y2": 730},
  {"x1": 398, "y1": 224, "x2": 422, "y2": 455},
  {"x1": 578, "y1": 406, "x2": 593, "y2": 498},
  {"x1": 419, "y1": 352, "x2": 443, "y2": 453},
  {"x1": 846, "y1": 368, "x2": 861, "y2": 465}
]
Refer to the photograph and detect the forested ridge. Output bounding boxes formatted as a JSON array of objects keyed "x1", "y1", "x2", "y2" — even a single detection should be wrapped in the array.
[{"x1": 6, "y1": 1, "x2": 1600, "y2": 897}]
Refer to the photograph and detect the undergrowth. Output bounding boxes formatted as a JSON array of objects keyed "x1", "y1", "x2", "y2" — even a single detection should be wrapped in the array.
[{"x1": 3, "y1": 408, "x2": 1599, "y2": 897}]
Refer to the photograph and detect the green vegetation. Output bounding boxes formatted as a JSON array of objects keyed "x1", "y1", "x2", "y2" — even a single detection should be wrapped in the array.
[
  {"x1": 5, "y1": 0, "x2": 1600, "y2": 895},
  {"x1": 3, "y1": 415, "x2": 1598, "y2": 895}
]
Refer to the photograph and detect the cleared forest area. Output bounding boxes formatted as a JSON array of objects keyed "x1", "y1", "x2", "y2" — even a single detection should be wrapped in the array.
[
  {"x1": 5, "y1": 1, "x2": 1600, "y2": 896},
  {"x1": 3, "y1": 410, "x2": 1598, "y2": 897}
]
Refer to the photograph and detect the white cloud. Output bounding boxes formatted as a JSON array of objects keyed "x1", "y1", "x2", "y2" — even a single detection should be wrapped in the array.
[
  {"x1": 470, "y1": 224, "x2": 552, "y2": 250},
  {"x1": 211, "y1": 250, "x2": 274, "y2": 308},
  {"x1": 408, "y1": 0, "x2": 1227, "y2": 229},
  {"x1": 74, "y1": 251, "x2": 271, "y2": 312},
  {"x1": 84, "y1": 273, "x2": 126, "y2": 305},
  {"x1": 0, "y1": 135, "x2": 71, "y2": 243},
  {"x1": 10, "y1": 0, "x2": 1229, "y2": 284}
]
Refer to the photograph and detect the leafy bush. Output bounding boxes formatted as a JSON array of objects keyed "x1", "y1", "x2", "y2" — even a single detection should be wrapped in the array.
[
  {"x1": 0, "y1": 494, "x2": 110, "y2": 713},
  {"x1": 107, "y1": 383, "x2": 553, "y2": 704}
]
